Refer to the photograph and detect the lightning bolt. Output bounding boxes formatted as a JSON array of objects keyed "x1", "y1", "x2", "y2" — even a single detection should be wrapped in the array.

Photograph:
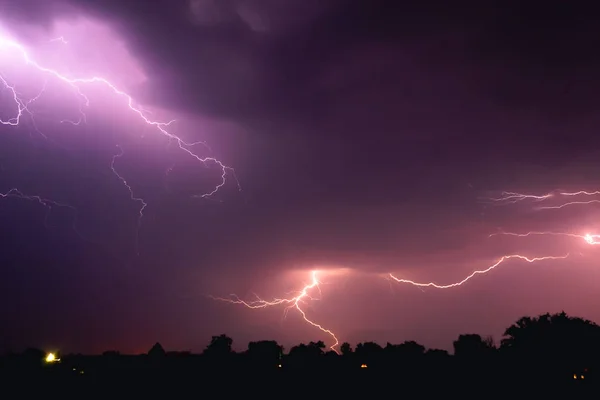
[
  {"x1": 490, "y1": 231, "x2": 600, "y2": 245},
  {"x1": 390, "y1": 189, "x2": 599, "y2": 290},
  {"x1": 559, "y1": 190, "x2": 600, "y2": 196},
  {"x1": 0, "y1": 187, "x2": 83, "y2": 236},
  {"x1": 536, "y1": 200, "x2": 600, "y2": 210},
  {"x1": 482, "y1": 191, "x2": 554, "y2": 204},
  {"x1": 409, "y1": 188, "x2": 600, "y2": 290},
  {"x1": 49, "y1": 36, "x2": 68, "y2": 45},
  {"x1": 0, "y1": 30, "x2": 239, "y2": 252},
  {"x1": 484, "y1": 189, "x2": 600, "y2": 210},
  {"x1": 110, "y1": 145, "x2": 147, "y2": 255},
  {"x1": 389, "y1": 254, "x2": 570, "y2": 289},
  {"x1": 0, "y1": 187, "x2": 74, "y2": 215},
  {"x1": 210, "y1": 270, "x2": 340, "y2": 353}
]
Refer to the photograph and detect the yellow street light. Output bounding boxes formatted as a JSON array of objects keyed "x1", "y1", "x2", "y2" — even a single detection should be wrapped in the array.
[{"x1": 45, "y1": 352, "x2": 60, "y2": 363}]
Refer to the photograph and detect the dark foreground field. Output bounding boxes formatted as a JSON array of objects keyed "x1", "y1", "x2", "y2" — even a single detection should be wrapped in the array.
[{"x1": 2, "y1": 355, "x2": 597, "y2": 397}]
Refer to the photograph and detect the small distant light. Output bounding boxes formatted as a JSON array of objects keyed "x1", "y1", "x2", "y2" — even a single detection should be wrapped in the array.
[
  {"x1": 581, "y1": 375, "x2": 585, "y2": 380},
  {"x1": 360, "y1": 363, "x2": 368, "y2": 368},
  {"x1": 573, "y1": 374, "x2": 577, "y2": 379},
  {"x1": 45, "y1": 353, "x2": 60, "y2": 363},
  {"x1": 278, "y1": 364, "x2": 282, "y2": 368}
]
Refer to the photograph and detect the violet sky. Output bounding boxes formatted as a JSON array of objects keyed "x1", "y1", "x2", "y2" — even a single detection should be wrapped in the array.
[{"x1": 1, "y1": 0, "x2": 600, "y2": 354}]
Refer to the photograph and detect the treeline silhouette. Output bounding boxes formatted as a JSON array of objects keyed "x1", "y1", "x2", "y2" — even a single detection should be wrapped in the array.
[{"x1": 2, "y1": 312, "x2": 598, "y2": 396}]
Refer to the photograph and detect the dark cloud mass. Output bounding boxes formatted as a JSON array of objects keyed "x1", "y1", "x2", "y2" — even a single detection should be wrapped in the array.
[
  {"x1": 1, "y1": 0, "x2": 600, "y2": 353},
  {"x1": 4, "y1": 1, "x2": 600, "y2": 124}
]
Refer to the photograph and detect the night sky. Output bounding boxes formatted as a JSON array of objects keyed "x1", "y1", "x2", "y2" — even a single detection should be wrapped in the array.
[{"x1": 1, "y1": 0, "x2": 600, "y2": 354}]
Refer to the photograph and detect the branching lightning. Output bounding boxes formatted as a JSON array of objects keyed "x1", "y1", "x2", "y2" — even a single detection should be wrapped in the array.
[
  {"x1": 0, "y1": 187, "x2": 87, "y2": 239},
  {"x1": 536, "y1": 200, "x2": 600, "y2": 210},
  {"x1": 388, "y1": 254, "x2": 570, "y2": 289},
  {"x1": 490, "y1": 231, "x2": 600, "y2": 245},
  {"x1": 386, "y1": 188, "x2": 599, "y2": 289},
  {"x1": 111, "y1": 145, "x2": 147, "y2": 254},
  {"x1": 483, "y1": 189, "x2": 600, "y2": 210},
  {"x1": 388, "y1": 188, "x2": 599, "y2": 290},
  {"x1": 210, "y1": 270, "x2": 340, "y2": 353},
  {"x1": 483, "y1": 191, "x2": 553, "y2": 204},
  {"x1": 0, "y1": 29, "x2": 239, "y2": 251},
  {"x1": 0, "y1": 187, "x2": 75, "y2": 216}
]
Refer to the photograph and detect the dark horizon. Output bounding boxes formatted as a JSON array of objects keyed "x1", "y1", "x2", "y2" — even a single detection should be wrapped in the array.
[
  {"x1": 4, "y1": 311, "x2": 600, "y2": 358},
  {"x1": 1, "y1": 0, "x2": 600, "y2": 354},
  {"x1": 3, "y1": 311, "x2": 598, "y2": 396}
]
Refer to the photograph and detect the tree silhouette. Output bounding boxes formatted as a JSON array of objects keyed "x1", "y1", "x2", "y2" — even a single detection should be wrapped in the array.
[
  {"x1": 340, "y1": 342, "x2": 353, "y2": 356},
  {"x1": 289, "y1": 341, "x2": 325, "y2": 357},
  {"x1": 381, "y1": 341, "x2": 426, "y2": 372},
  {"x1": 453, "y1": 334, "x2": 495, "y2": 359},
  {"x1": 287, "y1": 341, "x2": 327, "y2": 369},
  {"x1": 355, "y1": 341, "x2": 383, "y2": 367},
  {"x1": 501, "y1": 311, "x2": 600, "y2": 376},
  {"x1": 396, "y1": 340, "x2": 426, "y2": 357},
  {"x1": 247, "y1": 340, "x2": 283, "y2": 368},
  {"x1": 308, "y1": 340, "x2": 326, "y2": 354},
  {"x1": 203, "y1": 334, "x2": 233, "y2": 356},
  {"x1": 426, "y1": 349, "x2": 450, "y2": 359}
]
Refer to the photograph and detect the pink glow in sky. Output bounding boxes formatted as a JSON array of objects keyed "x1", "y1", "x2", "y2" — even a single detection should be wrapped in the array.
[
  {"x1": 0, "y1": 18, "x2": 147, "y2": 128},
  {"x1": 1, "y1": 17, "x2": 146, "y2": 89},
  {"x1": 1, "y1": 2, "x2": 600, "y2": 355}
]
